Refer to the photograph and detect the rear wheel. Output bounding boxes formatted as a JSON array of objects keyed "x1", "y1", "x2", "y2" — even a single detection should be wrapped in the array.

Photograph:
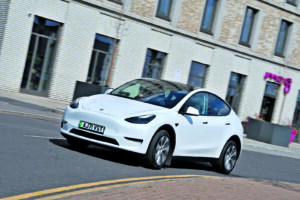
[
  {"x1": 146, "y1": 130, "x2": 171, "y2": 169},
  {"x1": 67, "y1": 137, "x2": 89, "y2": 149},
  {"x1": 212, "y1": 140, "x2": 238, "y2": 174}
]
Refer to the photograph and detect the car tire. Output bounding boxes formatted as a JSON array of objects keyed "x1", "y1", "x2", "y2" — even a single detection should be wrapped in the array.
[
  {"x1": 212, "y1": 140, "x2": 238, "y2": 174},
  {"x1": 67, "y1": 137, "x2": 89, "y2": 149},
  {"x1": 146, "y1": 130, "x2": 171, "y2": 169}
]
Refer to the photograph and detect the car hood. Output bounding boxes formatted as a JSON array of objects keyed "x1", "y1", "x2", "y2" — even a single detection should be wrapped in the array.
[{"x1": 81, "y1": 94, "x2": 167, "y2": 117}]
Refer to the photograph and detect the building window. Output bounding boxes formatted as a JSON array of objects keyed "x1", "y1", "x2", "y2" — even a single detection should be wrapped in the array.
[
  {"x1": 239, "y1": 7, "x2": 258, "y2": 47},
  {"x1": 225, "y1": 72, "x2": 246, "y2": 113},
  {"x1": 260, "y1": 82, "x2": 279, "y2": 122},
  {"x1": 21, "y1": 16, "x2": 61, "y2": 95},
  {"x1": 274, "y1": 20, "x2": 292, "y2": 57},
  {"x1": 142, "y1": 49, "x2": 167, "y2": 79},
  {"x1": 286, "y1": 0, "x2": 297, "y2": 6},
  {"x1": 200, "y1": 0, "x2": 218, "y2": 34},
  {"x1": 187, "y1": 62, "x2": 207, "y2": 88},
  {"x1": 293, "y1": 91, "x2": 300, "y2": 127},
  {"x1": 156, "y1": 0, "x2": 173, "y2": 20},
  {"x1": 86, "y1": 34, "x2": 115, "y2": 86},
  {"x1": 108, "y1": 0, "x2": 122, "y2": 5}
]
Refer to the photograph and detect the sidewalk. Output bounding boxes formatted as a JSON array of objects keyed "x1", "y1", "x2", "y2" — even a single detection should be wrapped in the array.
[
  {"x1": 243, "y1": 135, "x2": 300, "y2": 159},
  {"x1": 0, "y1": 89, "x2": 67, "y2": 121},
  {"x1": 64, "y1": 176, "x2": 300, "y2": 200},
  {"x1": 0, "y1": 89, "x2": 68, "y2": 112},
  {"x1": 0, "y1": 89, "x2": 300, "y2": 160}
]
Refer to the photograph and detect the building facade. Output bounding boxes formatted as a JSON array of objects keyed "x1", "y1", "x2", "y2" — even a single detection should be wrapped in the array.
[{"x1": 0, "y1": 0, "x2": 300, "y2": 126}]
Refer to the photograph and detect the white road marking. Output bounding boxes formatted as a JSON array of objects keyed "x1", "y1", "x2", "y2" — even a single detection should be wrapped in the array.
[{"x1": 23, "y1": 135, "x2": 64, "y2": 140}]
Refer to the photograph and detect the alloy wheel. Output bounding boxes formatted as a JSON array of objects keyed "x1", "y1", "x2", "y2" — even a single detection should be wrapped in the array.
[
  {"x1": 224, "y1": 145, "x2": 237, "y2": 171},
  {"x1": 154, "y1": 136, "x2": 170, "y2": 166}
]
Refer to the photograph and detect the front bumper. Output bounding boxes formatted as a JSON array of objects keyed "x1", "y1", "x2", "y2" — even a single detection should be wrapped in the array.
[{"x1": 60, "y1": 106, "x2": 154, "y2": 154}]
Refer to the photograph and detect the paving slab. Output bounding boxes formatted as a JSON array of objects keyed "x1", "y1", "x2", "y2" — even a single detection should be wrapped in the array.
[
  {"x1": 0, "y1": 89, "x2": 68, "y2": 112},
  {"x1": 62, "y1": 177, "x2": 300, "y2": 200}
]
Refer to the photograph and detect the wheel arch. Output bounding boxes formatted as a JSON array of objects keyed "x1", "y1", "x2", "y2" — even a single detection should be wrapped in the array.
[
  {"x1": 155, "y1": 124, "x2": 176, "y2": 151},
  {"x1": 146, "y1": 124, "x2": 176, "y2": 166},
  {"x1": 226, "y1": 135, "x2": 242, "y2": 159}
]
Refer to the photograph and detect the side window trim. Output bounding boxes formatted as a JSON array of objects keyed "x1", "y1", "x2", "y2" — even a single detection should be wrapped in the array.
[
  {"x1": 208, "y1": 93, "x2": 231, "y2": 116},
  {"x1": 179, "y1": 92, "x2": 208, "y2": 116},
  {"x1": 179, "y1": 92, "x2": 231, "y2": 117}
]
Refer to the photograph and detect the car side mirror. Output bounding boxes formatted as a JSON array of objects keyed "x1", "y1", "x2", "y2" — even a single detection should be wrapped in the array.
[
  {"x1": 180, "y1": 106, "x2": 199, "y2": 116},
  {"x1": 104, "y1": 88, "x2": 114, "y2": 94}
]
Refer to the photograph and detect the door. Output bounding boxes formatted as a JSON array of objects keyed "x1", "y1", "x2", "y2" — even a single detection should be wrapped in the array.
[
  {"x1": 174, "y1": 92, "x2": 232, "y2": 158},
  {"x1": 21, "y1": 16, "x2": 60, "y2": 96},
  {"x1": 260, "y1": 82, "x2": 279, "y2": 122},
  {"x1": 260, "y1": 96, "x2": 275, "y2": 122}
]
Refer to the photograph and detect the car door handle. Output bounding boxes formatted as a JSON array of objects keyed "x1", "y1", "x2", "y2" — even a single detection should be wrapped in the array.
[
  {"x1": 225, "y1": 123, "x2": 230, "y2": 125},
  {"x1": 203, "y1": 121, "x2": 208, "y2": 124}
]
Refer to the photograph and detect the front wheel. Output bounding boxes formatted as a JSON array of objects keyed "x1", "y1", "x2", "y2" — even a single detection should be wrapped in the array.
[
  {"x1": 212, "y1": 140, "x2": 238, "y2": 174},
  {"x1": 146, "y1": 130, "x2": 171, "y2": 169}
]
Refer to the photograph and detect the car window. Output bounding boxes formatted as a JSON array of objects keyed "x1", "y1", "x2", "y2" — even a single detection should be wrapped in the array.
[
  {"x1": 208, "y1": 94, "x2": 230, "y2": 116},
  {"x1": 181, "y1": 92, "x2": 209, "y2": 115},
  {"x1": 122, "y1": 83, "x2": 141, "y2": 98},
  {"x1": 110, "y1": 79, "x2": 190, "y2": 108}
]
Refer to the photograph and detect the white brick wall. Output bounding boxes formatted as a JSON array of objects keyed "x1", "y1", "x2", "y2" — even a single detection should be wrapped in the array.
[
  {"x1": 0, "y1": 0, "x2": 34, "y2": 92},
  {"x1": 48, "y1": 2, "x2": 96, "y2": 101},
  {"x1": 0, "y1": 0, "x2": 10, "y2": 56}
]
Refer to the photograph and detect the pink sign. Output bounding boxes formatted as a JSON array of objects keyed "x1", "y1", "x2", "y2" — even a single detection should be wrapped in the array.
[{"x1": 264, "y1": 72, "x2": 292, "y2": 94}]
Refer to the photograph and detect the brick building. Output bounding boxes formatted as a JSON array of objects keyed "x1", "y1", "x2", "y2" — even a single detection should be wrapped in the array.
[{"x1": 0, "y1": 0, "x2": 300, "y2": 125}]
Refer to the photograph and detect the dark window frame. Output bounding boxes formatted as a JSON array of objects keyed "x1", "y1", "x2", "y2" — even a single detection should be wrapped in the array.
[
  {"x1": 142, "y1": 48, "x2": 167, "y2": 79},
  {"x1": 200, "y1": 0, "x2": 218, "y2": 35},
  {"x1": 156, "y1": 0, "x2": 173, "y2": 21},
  {"x1": 274, "y1": 20, "x2": 292, "y2": 58},
  {"x1": 86, "y1": 34, "x2": 116, "y2": 87},
  {"x1": 187, "y1": 61, "x2": 208, "y2": 88},
  {"x1": 286, "y1": 0, "x2": 297, "y2": 6},
  {"x1": 263, "y1": 81, "x2": 280, "y2": 98},
  {"x1": 21, "y1": 16, "x2": 61, "y2": 95},
  {"x1": 107, "y1": 0, "x2": 123, "y2": 5},
  {"x1": 239, "y1": 7, "x2": 258, "y2": 47},
  {"x1": 225, "y1": 72, "x2": 246, "y2": 114}
]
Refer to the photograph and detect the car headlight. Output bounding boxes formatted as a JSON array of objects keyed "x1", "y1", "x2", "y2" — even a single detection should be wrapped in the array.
[
  {"x1": 125, "y1": 115, "x2": 156, "y2": 124},
  {"x1": 69, "y1": 98, "x2": 81, "y2": 109}
]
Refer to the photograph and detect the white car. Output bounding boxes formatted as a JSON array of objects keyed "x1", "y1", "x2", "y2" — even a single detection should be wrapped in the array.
[{"x1": 61, "y1": 78, "x2": 243, "y2": 174}]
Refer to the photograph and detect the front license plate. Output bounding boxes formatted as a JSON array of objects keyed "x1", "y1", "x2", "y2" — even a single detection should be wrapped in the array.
[{"x1": 79, "y1": 121, "x2": 105, "y2": 134}]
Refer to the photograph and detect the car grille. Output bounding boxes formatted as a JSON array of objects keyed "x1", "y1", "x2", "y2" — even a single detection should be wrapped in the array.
[{"x1": 69, "y1": 129, "x2": 119, "y2": 146}]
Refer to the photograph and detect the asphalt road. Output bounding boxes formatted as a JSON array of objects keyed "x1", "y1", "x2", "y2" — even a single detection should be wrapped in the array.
[{"x1": 1, "y1": 112, "x2": 300, "y2": 198}]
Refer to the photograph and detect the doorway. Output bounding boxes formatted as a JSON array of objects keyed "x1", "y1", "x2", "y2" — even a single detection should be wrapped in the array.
[
  {"x1": 21, "y1": 16, "x2": 61, "y2": 96},
  {"x1": 260, "y1": 82, "x2": 279, "y2": 122}
]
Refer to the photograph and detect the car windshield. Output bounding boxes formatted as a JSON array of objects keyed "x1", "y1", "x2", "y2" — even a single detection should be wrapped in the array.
[{"x1": 110, "y1": 79, "x2": 193, "y2": 108}]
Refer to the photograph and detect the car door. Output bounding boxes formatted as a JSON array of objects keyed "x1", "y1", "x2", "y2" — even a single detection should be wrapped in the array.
[
  {"x1": 174, "y1": 92, "x2": 232, "y2": 158},
  {"x1": 205, "y1": 93, "x2": 232, "y2": 157}
]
